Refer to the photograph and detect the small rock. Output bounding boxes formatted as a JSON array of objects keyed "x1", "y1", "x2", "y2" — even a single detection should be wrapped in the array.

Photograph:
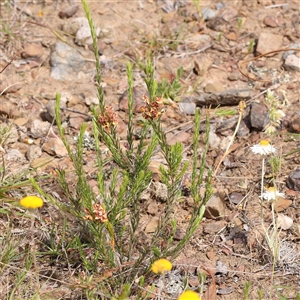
[
  {"x1": 226, "y1": 32, "x2": 237, "y2": 41},
  {"x1": 30, "y1": 154, "x2": 54, "y2": 169},
  {"x1": 18, "y1": 126, "x2": 29, "y2": 143},
  {"x1": 220, "y1": 135, "x2": 232, "y2": 151},
  {"x1": 58, "y1": 5, "x2": 79, "y2": 19},
  {"x1": 179, "y1": 100, "x2": 196, "y2": 115},
  {"x1": 228, "y1": 71, "x2": 240, "y2": 81},
  {"x1": 202, "y1": 8, "x2": 218, "y2": 21},
  {"x1": 0, "y1": 80, "x2": 22, "y2": 94},
  {"x1": 69, "y1": 115, "x2": 86, "y2": 130},
  {"x1": 263, "y1": 15, "x2": 285, "y2": 28},
  {"x1": 248, "y1": 225, "x2": 265, "y2": 247},
  {"x1": 164, "y1": 106, "x2": 186, "y2": 122},
  {"x1": 253, "y1": 60, "x2": 266, "y2": 68},
  {"x1": 206, "y1": 16, "x2": 227, "y2": 32},
  {"x1": 216, "y1": 2, "x2": 226, "y2": 10},
  {"x1": 88, "y1": 179, "x2": 98, "y2": 194},
  {"x1": 237, "y1": 120, "x2": 250, "y2": 137},
  {"x1": 70, "y1": 17, "x2": 101, "y2": 46},
  {"x1": 282, "y1": 42, "x2": 299, "y2": 60},
  {"x1": 26, "y1": 145, "x2": 42, "y2": 161},
  {"x1": 256, "y1": 32, "x2": 282, "y2": 56},
  {"x1": 152, "y1": 182, "x2": 168, "y2": 202},
  {"x1": 204, "y1": 193, "x2": 226, "y2": 219},
  {"x1": 194, "y1": 89, "x2": 251, "y2": 106},
  {"x1": 287, "y1": 83, "x2": 296, "y2": 90},
  {"x1": 85, "y1": 96, "x2": 99, "y2": 106},
  {"x1": 0, "y1": 102, "x2": 21, "y2": 119},
  {"x1": 158, "y1": 0, "x2": 177, "y2": 13},
  {"x1": 14, "y1": 118, "x2": 28, "y2": 126},
  {"x1": 187, "y1": 34, "x2": 212, "y2": 50},
  {"x1": 22, "y1": 43, "x2": 44, "y2": 58},
  {"x1": 67, "y1": 104, "x2": 88, "y2": 130},
  {"x1": 119, "y1": 87, "x2": 148, "y2": 113},
  {"x1": 222, "y1": 152, "x2": 241, "y2": 168},
  {"x1": 204, "y1": 82, "x2": 224, "y2": 93},
  {"x1": 139, "y1": 190, "x2": 151, "y2": 203},
  {"x1": 177, "y1": 0, "x2": 187, "y2": 8},
  {"x1": 43, "y1": 137, "x2": 68, "y2": 157},
  {"x1": 148, "y1": 161, "x2": 164, "y2": 181},
  {"x1": 285, "y1": 189, "x2": 298, "y2": 198},
  {"x1": 50, "y1": 42, "x2": 86, "y2": 81},
  {"x1": 114, "y1": 114, "x2": 127, "y2": 140},
  {"x1": 60, "y1": 91, "x2": 74, "y2": 106},
  {"x1": 10, "y1": 142, "x2": 29, "y2": 156},
  {"x1": 88, "y1": 40, "x2": 106, "y2": 56},
  {"x1": 216, "y1": 115, "x2": 239, "y2": 135},
  {"x1": 203, "y1": 220, "x2": 227, "y2": 234},
  {"x1": 286, "y1": 167, "x2": 300, "y2": 191},
  {"x1": 30, "y1": 120, "x2": 50, "y2": 138},
  {"x1": 216, "y1": 260, "x2": 228, "y2": 275},
  {"x1": 274, "y1": 15, "x2": 286, "y2": 27},
  {"x1": 174, "y1": 229, "x2": 185, "y2": 241},
  {"x1": 206, "y1": 249, "x2": 216, "y2": 260},
  {"x1": 147, "y1": 202, "x2": 159, "y2": 215},
  {"x1": 277, "y1": 214, "x2": 293, "y2": 230},
  {"x1": 212, "y1": 37, "x2": 230, "y2": 52},
  {"x1": 5, "y1": 149, "x2": 24, "y2": 162},
  {"x1": 217, "y1": 287, "x2": 235, "y2": 295},
  {"x1": 67, "y1": 95, "x2": 81, "y2": 107},
  {"x1": 43, "y1": 100, "x2": 56, "y2": 123},
  {"x1": 0, "y1": 124, "x2": 19, "y2": 144},
  {"x1": 166, "y1": 131, "x2": 191, "y2": 145},
  {"x1": 98, "y1": 27, "x2": 114, "y2": 43},
  {"x1": 209, "y1": 131, "x2": 221, "y2": 149},
  {"x1": 193, "y1": 54, "x2": 213, "y2": 76},
  {"x1": 258, "y1": 0, "x2": 272, "y2": 4},
  {"x1": 284, "y1": 55, "x2": 300, "y2": 72},
  {"x1": 42, "y1": 99, "x2": 68, "y2": 123},
  {"x1": 228, "y1": 192, "x2": 244, "y2": 205},
  {"x1": 250, "y1": 102, "x2": 269, "y2": 130},
  {"x1": 232, "y1": 216, "x2": 243, "y2": 227},
  {"x1": 222, "y1": 7, "x2": 238, "y2": 22},
  {"x1": 289, "y1": 115, "x2": 300, "y2": 133}
]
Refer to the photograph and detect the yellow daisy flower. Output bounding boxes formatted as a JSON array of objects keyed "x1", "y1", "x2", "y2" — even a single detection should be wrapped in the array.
[
  {"x1": 250, "y1": 140, "x2": 276, "y2": 155},
  {"x1": 178, "y1": 290, "x2": 201, "y2": 300},
  {"x1": 20, "y1": 196, "x2": 44, "y2": 209},
  {"x1": 150, "y1": 258, "x2": 172, "y2": 274}
]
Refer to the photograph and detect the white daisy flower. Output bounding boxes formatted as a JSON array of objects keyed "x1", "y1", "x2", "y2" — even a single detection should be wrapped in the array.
[
  {"x1": 260, "y1": 187, "x2": 285, "y2": 202},
  {"x1": 250, "y1": 140, "x2": 276, "y2": 155}
]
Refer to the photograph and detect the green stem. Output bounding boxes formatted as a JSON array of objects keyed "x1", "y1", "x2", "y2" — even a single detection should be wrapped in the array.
[{"x1": 30, "y1": 211, "x2": 40, "y2": 300}]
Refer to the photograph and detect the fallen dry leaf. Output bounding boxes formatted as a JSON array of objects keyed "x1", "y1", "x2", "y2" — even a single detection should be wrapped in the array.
[
  {"x1": 202, "y1": 266, "x2": 217, "y2": 300},
  {"x1": 273, "y1": 197, "x2": 293, "y2": 212},
  {"x1": 145, "y1": 217, "x2": 159, "y2": 233}
]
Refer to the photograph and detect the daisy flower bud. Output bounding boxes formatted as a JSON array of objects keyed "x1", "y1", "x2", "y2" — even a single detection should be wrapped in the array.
[
  {"x1": 178, "y1": 290, "x2": 201, "y2": 300},
  {"x1": 20, "y1": 196, "x2": 44, "y2": 209},
  {"x1": 150, "y1": 258, "x2": 172, "y2": 275}
]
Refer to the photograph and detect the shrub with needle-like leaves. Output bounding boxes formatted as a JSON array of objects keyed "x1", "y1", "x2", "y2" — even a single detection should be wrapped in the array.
[{"x1": 31, "y1": 0, "x2": 213, "y2": 297}]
